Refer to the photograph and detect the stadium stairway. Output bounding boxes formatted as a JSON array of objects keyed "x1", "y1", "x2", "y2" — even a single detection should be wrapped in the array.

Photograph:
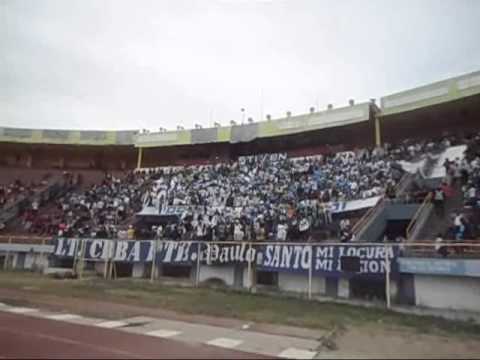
[
  {"x1": 352, "y1": 172, "x2": 418, "y2": 241},
  {"x1": 395, "y1": 172, "x2": 415, "y2": 198},
  {"x1": 352, "y1": 198, "x2": 421, "y2": 242},
  {"x1": 409, "y1": 183, "x2": 464, "y2": 241},
  {"x1": 352, "y1": 197, "x2": 387, "y2": 241}
]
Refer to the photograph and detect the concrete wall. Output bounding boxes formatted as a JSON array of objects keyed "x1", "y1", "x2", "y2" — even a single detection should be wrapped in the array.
[
  {"x1": 0, "y1": 251, "x2": 49, "y2": 271},
  {"x1": 414, "y1": 275, "x2": 480, "y2": 312},
  {"x1": 199, "y1": 264, "x2": 235, "y2": 286},
  {"x1": 94, "y1": 262, "x2": 106, "y2": 275},
  {"x1": 132, "y1": 263, "x2": 145, "y2": 278},
  {"x1": 3, "y1": 247, "x2": 480, "y2": 314},
  {"x1": 277, "y1": 272, "x2": 326, "y2": 295},
  {"x1": 385, "y1": 204, "x2": 419, "y2": 219},
  {"x1": 24, "y1": 253, "x2": 49, "y2": 270},
  {"x1": 278, "y1": 272, "x2": 308, "y2": 293}
]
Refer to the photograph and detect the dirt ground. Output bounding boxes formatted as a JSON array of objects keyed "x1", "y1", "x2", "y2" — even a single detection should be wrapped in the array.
[
  {"x1": 321, "y1": 325, "x2": 480, "y2": 359},
  {"x1": 1, "y1": 287, "x2": 480, "y2": 359}
]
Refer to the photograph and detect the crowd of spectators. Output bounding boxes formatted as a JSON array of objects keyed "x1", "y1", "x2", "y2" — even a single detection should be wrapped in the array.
[
  {"x1": 139, "y1": 145, "x2": 408, "y2": 242},
  {"x1": 384, "y1": 137, "x2": 453, "y2": 162},
  {"x1": 21, "y1": 172, "x2": 146, "y2": 238},
  {"x1": 2, "y1": 133, "x2": 471, "y2": 243},
  {"x1": 140, "y1": 135, "x2": 476, "y2": 243},
  {"x1": 433, "y1": 134, "x2": 480, "y2": 257},
  {"x1": 452, "y1": 135, "x2": 480, "y2": 243},
  {"x1": 0, "y1": 178, "x2": 49, "y2": 210}
]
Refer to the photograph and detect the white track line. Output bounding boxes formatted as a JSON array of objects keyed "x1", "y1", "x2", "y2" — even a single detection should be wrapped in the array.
[
  {"x1": 96, "y1": 320, "x2": 128, "y2": 328},
  {"x1": 207, "y1": 337, "x2": 243, "y2": 349},
  {"x1": 5, "y1": 307, "x2": 38, "y2": 314},
  {"x1": 146, "y1": 329, "x2": 182, "y2": 338},
  {"x1": 278, "y1": 347, "x2": 317, "y2": 359},
  {"x1": 46, "y1": 314, "x2": 83, "y2": 321}
]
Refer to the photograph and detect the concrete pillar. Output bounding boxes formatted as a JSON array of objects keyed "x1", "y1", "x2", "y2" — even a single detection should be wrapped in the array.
[
  {"x1": 338, "y1": 277, "x2": 350, "y2": 299},
  {"x1": 375, "y1": 116, "x2": 382, "y2": 147},
  {"x1": 26, "y1": 153, "x2": 32, "y2": 168},
  {"x1": 242, "y1": 267, "x2": 249, "y2": 289},
  {"x1": 389, "y1": 278, "x2": 399, "y2": 303},
  {"x1": 10, "y1": 253, "x2": 17, "y2": 269},
  {"x1": 136, "y1": 147, "x2": 143, "y2": 169}
]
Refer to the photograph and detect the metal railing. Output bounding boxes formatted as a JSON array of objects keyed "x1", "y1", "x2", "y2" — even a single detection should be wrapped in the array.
[
  {"x1": 351, "y1": 196, "x2": 385, "y2": 239},
  {"x1": 406, "y1": 192, "x2": 433, "y2": 240},
  {"x1": 4, "y1": 232, "x2": 480, "y2": 257},
  {"x1": 404, "y1": 239, "x2": 480, "y2": 257},
  {"x1": 395, "y1": 172, "x2": 413, "y2": 197},
  {"x1": 0, "y1": 235, "x2": 52, "y2": 245}
]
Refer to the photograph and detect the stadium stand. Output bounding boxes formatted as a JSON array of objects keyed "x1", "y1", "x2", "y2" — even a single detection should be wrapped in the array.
[
  {"x1": 3, "y1": 70, "x2": 480, "y2": 315},
  {"x1": 0, "y1": 70, "x2": 479, "y2": 248},
  {"x1": 9, "y1": 134, "x2": 473, "y2": 244}
]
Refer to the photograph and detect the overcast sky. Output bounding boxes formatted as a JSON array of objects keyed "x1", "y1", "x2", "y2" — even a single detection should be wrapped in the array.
[{"x1": 1, "y1": 0, "x2": 480, "y2": 131}]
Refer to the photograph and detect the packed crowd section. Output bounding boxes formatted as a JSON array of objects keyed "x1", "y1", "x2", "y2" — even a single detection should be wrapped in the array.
[
  {"x1": 139, "y1": 143, "x2": 421, "y2": 242},
  {"x1": 137, "y1": 149, "x2": 402, "y2": 241},
  {"x1": 137, "y1": 134, "x2": 475, "y2": 243},
  {"x1": 2, "y1": 133, "x2": 471, "y2": 242}
]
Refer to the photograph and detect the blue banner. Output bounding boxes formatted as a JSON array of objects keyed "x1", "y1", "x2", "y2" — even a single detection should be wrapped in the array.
[
  {"x1": 202, "y1": 243, "x2": 255, "y2": 265},
  {"x1": 53, "y1": 239, "x2": 398, "y2": 275},
  {"x1": 54, "y1": 238, "x2": 155, "y2": 263},
  {"x1": 156, "y1": 241, "x2": 197, "y2": 264},
  {"x1": 257, "y1": 244, "x2": 398, "y2": 276}
]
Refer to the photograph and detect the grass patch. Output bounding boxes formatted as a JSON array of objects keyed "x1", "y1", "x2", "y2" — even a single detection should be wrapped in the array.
[{"x1": 0, "y1": 271, "x2": 479, "y2": 339}]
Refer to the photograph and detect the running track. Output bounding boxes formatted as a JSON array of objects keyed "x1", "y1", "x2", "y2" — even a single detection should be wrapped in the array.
[{"x1": 0, "y1": 311, "x2": 271, "y2": 359}]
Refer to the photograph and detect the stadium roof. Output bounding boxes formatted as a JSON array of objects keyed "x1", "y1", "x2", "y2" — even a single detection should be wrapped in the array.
[
  {"x1": 134, "y1": 102, "x2": 372, "y2": 148},
  {"x1": 1, "y1": 69, "x2": 479, "y2": 147},
  {"x1": 380, "y1": 70, "x2": 480, "y2": 117},
  {"x1": 0, "y1": 128, "x2": 136, "y2": 146}
]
